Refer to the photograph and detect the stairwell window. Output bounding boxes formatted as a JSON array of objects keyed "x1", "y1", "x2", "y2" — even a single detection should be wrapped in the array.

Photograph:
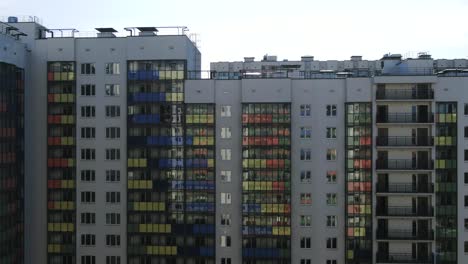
[
  {"x1": 326, "y1": 237, "x2": 337, "y2": 249},
  {"x1": 300, "y1": 104, "x2": 311, "y2": 117},
  {"x1": 81, "y1": 63, "x2": 95, "y2": 75},
  {"x1": 220, "y1": 235, "x2": 231, "y2": 247},
  {"x1": 221, "y1": 149, "x2": 231, "y2": 160},
  {"x1": 326, "y1": 193, "x2": 337, "y2": 205},
  {"x1": 326, "y1": 104, "x2": 337, "y2": 116},
  {"x1": 81, "y1": 234, "x2": 95, "y2": 246},
  {"x1": 300, "y1": 193, "x2": 312, "y2": 205},
  {"x1": 105, "y1": 63, "x2": 120, "y2": 74},
  {"x1": 327, "y1": 149, "x2": 337, "y2": 161},
  {"x1": 105, "y1": 84, "x2": 120, "y2": 96},
  {"x1": 221, "y1": 105, "x2": 231, "y2": 117},
  {"x1": 221, "y1": 193, "x2": 231, "y2": 204}
]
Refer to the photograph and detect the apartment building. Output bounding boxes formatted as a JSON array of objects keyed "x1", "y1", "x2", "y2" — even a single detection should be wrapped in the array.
[
  {"x1": 0, "y1": 20, "x2": 26, "y2": 264},
  {"x1": 2, "y1": 16, "x2": 468, "y2": 264}
]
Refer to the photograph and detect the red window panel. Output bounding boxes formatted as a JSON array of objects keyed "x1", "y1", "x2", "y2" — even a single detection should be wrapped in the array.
[
  {"x1": 47, "y1": 201, "x2": 54, "y2": 209},
  {"x1": 47, "y1": 72, "x2": 54, "y2": 81},
  {"x1": 47, "y1": 94, "x2": 55, "y2": 102}
]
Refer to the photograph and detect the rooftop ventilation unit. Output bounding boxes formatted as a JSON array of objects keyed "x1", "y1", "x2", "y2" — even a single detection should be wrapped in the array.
[
  {"x1": 244, "y1": 57, "x2": 255, "y2": 62},
  {"x1": 95, "y1": 28, "x2": 117, "y2": 38},
  {"x1": 137, "y1": 27, "x2": 158, "y2": 36},
  {"x1": 301, "y1": 56, "x2": 314, "y2": 61},
  {"x1": 351, "y1": 56, "x2": 362, "y2": 61}
]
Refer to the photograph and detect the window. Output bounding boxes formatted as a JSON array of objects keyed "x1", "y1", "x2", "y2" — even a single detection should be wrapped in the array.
[
  {"x1": 106, "y1": 170, "x2": 120, "y2": 182},
  {"x1": 81, "y1": 63, "x2": 95, "y2": 74},
  {"x1": 105, "y1": 63, "x2": 120, "y2": 74},
  {"x1": 326, "y1": 237, "x2": 337, "y2": 249},
  {"x1": 221, "y1": 258, "x2": 231, "y2": 264},
  {"x1": 300, "y1": 260, "x2": 311, "y2": 264},
  {"x1": 81, "y1": 84, "x2": 95, "y2": 96},
  {"x1": 300, "y1": 215, "x2": 312, "y2": 227},
  {"x1": 465, "y1": 173, "x2": 468, "y2": 184},
  {"x1": 220, "y1": 235, "x2": 231, "y2": 247},
  {"x1": 221, "y1": 127, "x2": 232, "y2": 139},
  {"x1": 81, "y1": 127, "x2": 95, "y2": 139},
  {"x1": 327, "y1": 215, "x2": 337, "y2": 227},
  {"x1": 465, "y1": 126, "x2": 468, "y2": 138},
  {"x1": 81, "y1": 148, "x2": 95, "y2": 160},
  {"x1": 221, "y1": 214, "x2": 231, "y2": 226},
  {"x1": 106, "y1": 213, "x2": 121, "y2": 225},
  {"x1": 300, "y1": 104, "x2": 311, "y2": 117},
  {"x1": 300, "y1": 170, "x2": 311, "y2": 183},
  {"x1": 465, "y1": 195, "x2": 468, "y2": 207},
  {"x1": 106, "y1": 127, "x2": 121, "y2": 139},
  {"x1": 300, "y1": 149, "x2": 311, "y2": 161},
  {"x1": 221, "y1": 193, "x2": 231, "y2": 204},
  {"x1": 221, "y1": 105, "x2": 231, "y2": 117},
  {"x1": 465, "y1": 241, "x2": 468, "y2": 253},
  {"x1": 221, "y1": 170, "x2": 231, "y2": 182},
  {"x1": 106, "y1": 192, "x2": 121, "y2": 204},
  {"x1": 105, "y1": 84, "x2": 120, "y2": 96},
  {"x1": 300, "y1": 237, "x2": 311, "y2": 248},
  {"x1": 465, "y1": 103, "x2": 468, "y2": 115},
  {"x1": 327, "y1": 193, "x2": 337, "y2": 205},
  {"x1": 106, "y1": 148, "x2": 120, "y2": 160},
  {"x1": 221, "y1": 149, "x2": 231, "y2": 160},
  {"x1": 300, "y1": 193, "x2": 312, "y2": 205},
  {"x1": 326, "y1": 260, "x2": 337, "y2": 264},
  {"x1": 327, "y1": 149, "x2": 337, "y2": 161},
  {"x1": 465, "y1": 218, "x2": 468, "y2": 230},
  {"x1": 81, "y1": 106, "x2": 95, "y2": 118},
  {"x1": 81, "y1": 192, "x2": 95, "y2": 203},
  {"x1": 326, "y1": 171, "x2": 337, "y2": 183},
  {"x1": 465, "y1": 150, "x2": 468, "y2": 161},
  {"x1": 81, "y1": 256, "x2": 95, "y2": 264},
  {"x1": 106, "y1": 256, "x2": 121, "y2": 264},
  {"x1": 105, "y1": 105, "x2": 120, "y2": 117},
  {"x1": 106, "y1": 235, "x2": 121, "y2": 247},
  {"x1": 300, "y1": 127, "x2": 312, "y2": 139},
  {"x1": 81, "y1": 212, "x2": 96, "y2": 224},
  {"x1": 326, "y1": 104, "x2": 337, "y2": 116},
  {"x1": 326, "y1": 127, "x2": 337, "y2": 139},
  {"x1": 81, "y1": 170, "x2": 95, "y2": 182},
  {"x1": 80, "y1": 234, "x2": 95, "y2": 246}
]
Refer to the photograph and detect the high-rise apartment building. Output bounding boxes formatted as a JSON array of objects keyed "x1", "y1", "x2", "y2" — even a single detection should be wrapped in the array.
[
  {"x1": 0, "y1": 20, "x2": 26, "y2": 264},
  {"x1": 2, "y1": 16, "x2": 468, "y2": 264}
]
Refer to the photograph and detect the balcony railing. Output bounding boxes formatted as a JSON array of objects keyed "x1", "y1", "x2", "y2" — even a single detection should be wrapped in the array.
[
  {"x1": 376, "y1": 136, "x2": 434, "y2": 147},
  {"x1": 376, "y1": 113, "x2": 434, "y2": 123},
  {"x1": 376, "y1": 252, "x2": 434, "y2": 264},
  {"x1": 376, "y1": 229, "x2": 434, "y2": 240},
  {"x1": 376, "y1": 159, "x2": 434, "y2": 170},
  {"x1": 376, "y1": 89, "x2": 434, "y2": 100},
  {"x1": 376, "y1": 206, "x2": 434, "y2": 217},
  {"x1": 376, "y1": 183, "x2": 434, "y2": 193}
]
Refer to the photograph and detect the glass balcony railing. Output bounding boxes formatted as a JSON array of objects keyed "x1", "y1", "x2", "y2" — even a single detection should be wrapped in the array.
[
  {"x1": 377, "y1": 113, "x2": 434, "y2": 123},
  {"x1": 376, "y1": 88, "x2": 434, "y2": 100},
  {"x1": 376, "y1": 183, "x2": 434, "y2": 193},
  {"x1": 376, "y1": 206, "x2": 434, "y2": 217},
  {"x1": 376, "y1": 136, "x2": 433, "y2": 147},
  {"x1": 376, "y1": 159, "x2": 434, "y2": 170}
]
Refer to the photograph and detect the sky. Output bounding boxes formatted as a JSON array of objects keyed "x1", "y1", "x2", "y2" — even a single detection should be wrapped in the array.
[{"x1": 2, "y1": 0, "x2": 468, "y2": 69}]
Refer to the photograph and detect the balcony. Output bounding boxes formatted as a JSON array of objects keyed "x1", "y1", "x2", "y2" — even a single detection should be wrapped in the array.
[
  {"x1": 376, "y1": 229, "x2": 434, "y2": 240},
  {"x1": 376, "y1": 113, "x2": 434, "y2": 124},
  {"x1": 376, "y1": 159, "x2": 433, "y2": 170},
  {"x1": 376, "y1": 252, "x2": 434, "y2": 264},
  {"x1": 376, "y1": 206, "x2": 434, "y2": 217},
  {"x1": 376, "y1": 183, "x2": 434, "y2": 194},
  {"x1": 376, "y1": 136, "x2": 434, "y2": 147},
  {"x1": 376, "y1": 88, "x2": 434, "y2": 100}
]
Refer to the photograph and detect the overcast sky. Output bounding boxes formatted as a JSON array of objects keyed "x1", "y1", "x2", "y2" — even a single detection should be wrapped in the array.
[{"x1": 2, "y1": 0, "x2": 468, "y2": 69}]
